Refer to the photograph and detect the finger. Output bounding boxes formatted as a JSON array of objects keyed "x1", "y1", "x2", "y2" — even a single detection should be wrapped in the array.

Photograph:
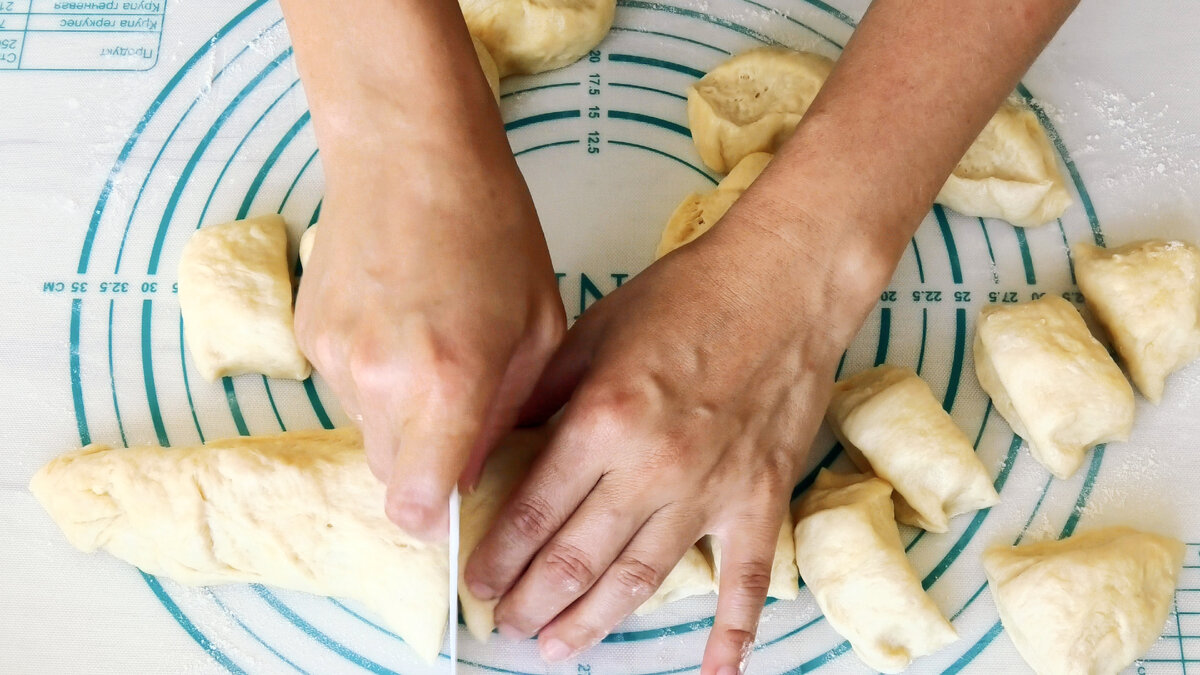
[
  {"x1": 464, "y1": 421, "x2": 604, "y2": 601},
  {"x1": 516, "y1": 310, "x2": 606, "y2": 426},
  {"x1": 492, "y1": 474, "x2": 651, "y2": 639},
  {"x1": 375, "y1": 354, "x2": 506, "y2": 540},
  {"x1": 702, "y1": 518, "x2": 779, "y2": 675},
  {"x1": 458, "y1": 327, "x2": 560, "y2": 490},
  {"x1": 536, "y1": 508, "x2": 701, "y2": 662}
]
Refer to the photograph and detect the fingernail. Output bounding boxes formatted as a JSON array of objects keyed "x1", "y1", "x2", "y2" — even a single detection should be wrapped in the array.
[
  {"x1": 468, "y1": 579, "x2": 497, "y2": 600},
  {"x1": 540, "y1": 638, "x2": 572, "y2": 662},
  {"x1": 716, "y1": 667, "x2": 739, "y2": 675}
]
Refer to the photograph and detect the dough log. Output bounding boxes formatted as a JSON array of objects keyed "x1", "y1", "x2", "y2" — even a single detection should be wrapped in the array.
[
  {"x1": 29, "y1": 429, "x2": 448, "y2": 663},
  {"x1": 793, "y1": 470, "x2": 957, "y2": 673},
  {"x1": 1075, "y1": 239, "x2": 1200, "y2": 403},
  {"x1": 827, "y1": 365, "x2": 999, "y2": 533},
  {"x1": 983, "y1": 527, "x2": 1185, "y2": 675},
  {"x1": 974, "y1": 296, "x2": 1134, "y2": 479}
]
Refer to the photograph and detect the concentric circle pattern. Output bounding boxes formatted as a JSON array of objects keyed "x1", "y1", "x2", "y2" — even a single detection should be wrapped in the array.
[{"x1": 68, "y1": 1, "x2": 1112, "y2": 673}]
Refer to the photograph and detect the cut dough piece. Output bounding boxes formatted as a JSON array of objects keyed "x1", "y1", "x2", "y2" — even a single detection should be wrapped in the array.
[
  {"x1": 974, "y1": 296, "x2": 1134, "y2": 479},
  {"x1": 707, "y1": 511, "x2": 800, "y2": 600},
  {"x1": 936, "y1": 102, "x2": 1071, "y2": 227},
  {"x1": 827, "y1": 365, "x2": 999, "y2": 533},
  {"x1": 178, "y1": 215, "x2": 311, "y2": 381},
  {"x1": 459, "y1": 429, "x2": 547, "y2": 642},
  {"x1": 633, "y1": 545, "x2": 716, "y2": 615},
  {"x1": 298, "y1": 223, "x2": 317, "y2": 268},
  {"x1": 793, "y1": 470, "x2": 958, "y2": 673},
  {"x1": 687, "y1": 48, "x2": 833, "y2": 173},
  {"x1": 1074, "y1": 239, "x2": 1200, "y2": 403},
  {"x1": 656, "y1": 152, "x2": 772, "y2": 258},
  {"x1": 459, "y1": 0, "x2": 615, "y2": 77},
  {"x1": 470, "y1": 34, "x2": 501, "y2": 100},
  {"x1": 29, "y1": 429, "x2": 448, "y2": 663},
  {"x1": 983, "y1": 527, "x2": 1185, "y2": 675}
]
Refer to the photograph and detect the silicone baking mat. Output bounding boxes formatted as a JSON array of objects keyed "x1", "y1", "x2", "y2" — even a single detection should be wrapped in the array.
[{"x1": 2, "y1": 1, "x2": 1199, "y2": 673}]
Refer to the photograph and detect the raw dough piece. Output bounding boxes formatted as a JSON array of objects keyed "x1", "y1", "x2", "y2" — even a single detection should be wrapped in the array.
[
  {"x1": 827, "y1": 365, "x2": 999, "y2": 533},
  {"x1": 632, "y1": 545, "x2": 716, "y2": 615},
  {"x1": 298, "y1": 223, "x2": 317, "y2": 268},
  {"x1": 793, "y1": 470, "x2": 958, "y2": 673},
  {"x1": 687, "y1": 48, "x2": 833, "y2": 173},
  {"x1": 459, "y1": 432, "x2": 714, "y2": 626},
  {"x1": 656, "y1": 152, "x2": 772, "y2": 258},
  {"x1": 706, "y1": 512, "x2": 800, "y2": 600},
  {"x1": 936, "y1": 102, "x2": 1071, "y2": 228},
  {"x1": 471, "y1": 34, "x2": 501, "y2": 100},
  {"x1": 459, "y1": 429, "x2": 546, "y2": 642},
  {"x1": 974, "y1": 296, "x2": 1134, "y2": 479},
  {"x1": 1074, "y1": 239, "x2": 1200, "y2": 402},
  {"x1": 178, "y1": 215, "x2": 311, "y2": 381},
  {"x1": 983, "y1": 527, "x2": 1185, "y2": 675},
  {"x1": 459, "y1": 0, "x2": 615, "y2": 77},
  {"x1": 29, "y1": 429, "x2": 448, "y2": 663}
]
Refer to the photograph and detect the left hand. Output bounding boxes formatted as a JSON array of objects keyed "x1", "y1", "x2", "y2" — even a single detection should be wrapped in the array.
[{"x1": 464, "y1": 188, "x2": 886, "y2": 673}]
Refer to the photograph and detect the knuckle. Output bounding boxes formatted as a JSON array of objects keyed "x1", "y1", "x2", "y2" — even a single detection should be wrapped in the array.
[
  {"x1": 541, "y1": 542, "x2": 598, "y2": 593},
  {"x1": 611, "y1": 556, "x2": 667, "y2": 599},
  {"x1": 506, "y1": 494, "x2": 557, "y2": 543},
  {"x1": 529, "y1": 301, "x2": 566, "y2": 354},
  {"x1": 730, "y1": 562, "x2": 773, "y2": 600},
  {"x1": 718, "y1": 627, "x2": 757, "y2": 653}
]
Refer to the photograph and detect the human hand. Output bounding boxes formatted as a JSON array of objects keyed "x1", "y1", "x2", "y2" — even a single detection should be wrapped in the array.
[
  {"x1": 295, "y1": 130, "x2": 565, "y2": 540},
  {"x1": 463, "y1": 188, "x2": 889, "y2": 672}
]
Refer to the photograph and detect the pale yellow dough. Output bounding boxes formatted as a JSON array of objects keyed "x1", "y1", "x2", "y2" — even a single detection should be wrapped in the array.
[
  {"x1": 471, "y1": 34, "x2": 502, "y2": 99},
  {"x1": 298, "y1": 223, "x2": 317, "y2": 268},
  {"x1": 793, "y1": 470, "x2": 958, "y2": 673},
  {"x1": 34, "y1": 428, "x2": 716, "y2": 659},
  {"x1": 1075, "y1": 239, "x2": 1200, "y2": 402},
  {"x1": 706, "y1": 512, "x2": 800, "y2": 600},
  {"x1": 459, "y1": 0, "x2": 615, "y2": 77},
  {"x1": 974, "y1": 296, "x2": 1134, "y2": 479},
  {"x1": 29, "y1": 429, "x2": 448, "y2": 663},
  {"x1": 687, "y1": 48, "x2": 833, "y2": 173},
  {"x1": 936, "y1": 102, "x2": 1071, "y2": 228},
  {"x1": 827, "y1": 365, "x2": 999, "y2": 533},
  {"x1": 983, "y1": 527, "x2": 1185, "y2": 675},
  {"x1": 656, "y1": 152, "x2": 772, "y2": 258},
  {"x1": 178, "y1": 215, "x2": 311, "y2": 381}
]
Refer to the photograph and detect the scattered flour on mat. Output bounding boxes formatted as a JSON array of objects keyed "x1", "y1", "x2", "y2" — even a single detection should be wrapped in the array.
[
  {"x1": 165, "y1": 583, "x2": 263, "y2": 674},
  {"x1": 1075, "y1": 80, "x2": 1200, "y2": 190}
]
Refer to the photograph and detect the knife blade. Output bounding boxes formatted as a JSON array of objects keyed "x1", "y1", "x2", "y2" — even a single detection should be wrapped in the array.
[{"x1": 447, "y1": 487, "x2": 461, "y2": 673}]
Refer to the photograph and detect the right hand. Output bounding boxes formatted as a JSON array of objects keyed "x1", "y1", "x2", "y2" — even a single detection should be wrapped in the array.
[{"x1": 295, "y1": 132, "x2": 565, "y2": 540}]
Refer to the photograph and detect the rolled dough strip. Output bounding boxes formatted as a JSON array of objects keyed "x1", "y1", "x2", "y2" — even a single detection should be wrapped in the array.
[
  {"x1": 29, "y1": 429, "x2": 448, "y2": 663},
  {"x1": 826, "y1": 365, "x2": 999, "y2": 533},
  {"x1": 793, "y1": 470, "x2": 957, "y2": 673}
]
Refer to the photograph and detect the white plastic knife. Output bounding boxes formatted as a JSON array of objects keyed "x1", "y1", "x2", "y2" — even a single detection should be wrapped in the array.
[{"x1": 447, "y1": 487, "x2": 461, "y2": 673}]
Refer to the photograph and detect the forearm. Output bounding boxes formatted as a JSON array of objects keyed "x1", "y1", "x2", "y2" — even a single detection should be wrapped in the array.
[
  {"x1": 750, "y1": 0, "x2": 1078, "y2": 312},
  {"x1": 279, "y1": 0, "x2": 514, "y2": 202}
]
